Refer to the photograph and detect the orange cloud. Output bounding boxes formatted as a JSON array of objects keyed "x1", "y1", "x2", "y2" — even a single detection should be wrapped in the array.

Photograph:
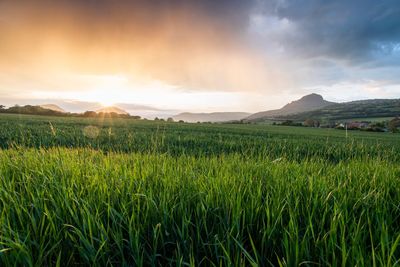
[{"x1": 0, "y1": 0, "x2": 289, "y2": 94}]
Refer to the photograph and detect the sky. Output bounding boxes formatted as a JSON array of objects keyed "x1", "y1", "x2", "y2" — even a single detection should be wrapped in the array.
[{"x1": 0, "y1": 0, "x2": 399, "y2": 117}]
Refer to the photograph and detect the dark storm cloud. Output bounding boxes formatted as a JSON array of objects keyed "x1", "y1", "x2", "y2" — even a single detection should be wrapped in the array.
[
  {"x1": 84, "y1": 0, "x2": 400, "y2": 63},
  {"x1": 256, "y1": 0, "x2": 400, "y2": 63}
]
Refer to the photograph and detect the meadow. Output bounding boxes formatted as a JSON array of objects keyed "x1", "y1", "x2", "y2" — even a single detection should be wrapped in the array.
[{"x1": 1, "y1": 113, "x2": 400, "y2": 266}]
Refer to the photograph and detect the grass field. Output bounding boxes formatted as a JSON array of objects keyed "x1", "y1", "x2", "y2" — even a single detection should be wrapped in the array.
[
  {"x1": 1, "y1": 114, "x2": 400, "y2": 266},
  {"x1": 341, "y1": 117, "x2": 395, "y2": 122}
]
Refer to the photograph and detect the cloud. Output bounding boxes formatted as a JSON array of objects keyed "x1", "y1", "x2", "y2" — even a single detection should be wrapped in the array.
[
  {"x1": 0, "y1": 0, "x2": 399, "y2": 112},
  {"x1": 245, "y1": 0, "x2": 400, "y2": 99},
  {"x1": 0, "y1": 0, "x2": 274, "y2": 93},
  {"x1": 254, "y1": 0, "x2": 400, "y2": 63}
]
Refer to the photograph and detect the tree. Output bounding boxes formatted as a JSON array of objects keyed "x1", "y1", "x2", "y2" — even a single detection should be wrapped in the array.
[
  {"x1": 83, "y1": 111, "x2": 97, "y2": 117},
  {"x1": 281, "y1": 120, "x2": 302, "y2": 126},
  {"x1": 304, "y1": 119, "x2": 320, "y2": 127},
  {"x1": 388, "y1": 117, "x2": 400, "y2": 133},
  {"x1": 304, "y1": 119, "x2": 315, "y2": 127},
  {"x1": 167, "y1": 117, "x2": 174, "y2": 122},
  {"x1": 0, "y1": 105, "x2": 5, "y2": 110}
]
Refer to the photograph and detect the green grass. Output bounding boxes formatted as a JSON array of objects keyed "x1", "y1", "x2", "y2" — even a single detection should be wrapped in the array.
[{"x1": 0, "y1": 114, "x2": 400, "y2": 266}]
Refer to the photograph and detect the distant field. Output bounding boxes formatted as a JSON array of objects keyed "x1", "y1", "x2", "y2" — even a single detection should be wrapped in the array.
[
  {"x1": 341, "y1": 117, "x2": 395, "y2": 122},
  {"x1": 0, "y1": 114, "x2": 398, "y2": 159},
  {"x1": 1, "y1": 114, "x2": 400, "y2": 266}
]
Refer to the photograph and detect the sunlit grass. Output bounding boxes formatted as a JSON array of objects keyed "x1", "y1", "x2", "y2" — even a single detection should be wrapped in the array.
[{"x1": 0, "y1": 114, "x2": 399, "y2": 266}]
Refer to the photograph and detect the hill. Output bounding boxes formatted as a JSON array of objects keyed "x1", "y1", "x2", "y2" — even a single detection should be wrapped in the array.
[
  {"x1": 96, "y1": 106, "x2": 129, "y2": 115},
  {"x1": 173, "y1": 112, "x2": 251, "y2": 123},
  {"x1": 0, "y1": 105, "x2": 65, "y2": 116},
  {"x1": 39, "y1": 104, "x2": 66, "y2": 113},
  {"x1": 246, "y1": 93, "x2": 335, "y2": 121},
  {"x1": 279, "y1": 98, "x2": 400, "y2": 122},
  {"x1": 0, "y1": 105, "x2": 64, "y2": 116}
]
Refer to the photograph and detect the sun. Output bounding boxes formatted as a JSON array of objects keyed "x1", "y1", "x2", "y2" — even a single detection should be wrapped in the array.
[
  {"x1": 93, "y1": 89, "x2": 116, "y2": 107},
  {"x1": 98, "y1": 98, "x2": 115, "y2": 107},
  {"x1": 87, "y1": 74, "x2": 128, "y2": 107}
]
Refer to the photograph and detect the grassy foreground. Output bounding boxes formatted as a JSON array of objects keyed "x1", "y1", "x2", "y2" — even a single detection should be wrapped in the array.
[{"x1": 0, "y1": 114, "x2": 400, "y2": 266}]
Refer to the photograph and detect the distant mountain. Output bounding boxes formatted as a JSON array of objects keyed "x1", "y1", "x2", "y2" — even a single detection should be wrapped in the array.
[
  {"x1": 246, "y1": 93, "x2": 335, "y2": 121},
  {"x1": 96, "y1": 106, "x2": 129, "y2": 115},
  {"x1": 279, "y1": 98, "x2": 400, "y2": 122},
  {"x1": 39, "y1": 104, "x2": 66, "y2": 113},
  {"x1": 173, "y1": 112, "x2": 251, "y2": 123}
]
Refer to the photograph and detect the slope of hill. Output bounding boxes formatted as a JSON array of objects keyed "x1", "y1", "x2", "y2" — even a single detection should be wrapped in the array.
[
  {"x1": 279, "y1": 98, "x2": 400, "y2": 122},
  {"x1": 39, "y1": 104, "x2": 66, "y2": 113},
  {"x1": 173, "y1": 112, "x2": 251, "y2": 123},
  {"x1": 246, "y1": 94, "x2": 335, "y2": 121},
  {"x1": 96, "y1": 106, "x2": 129, "y2": 115}
]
